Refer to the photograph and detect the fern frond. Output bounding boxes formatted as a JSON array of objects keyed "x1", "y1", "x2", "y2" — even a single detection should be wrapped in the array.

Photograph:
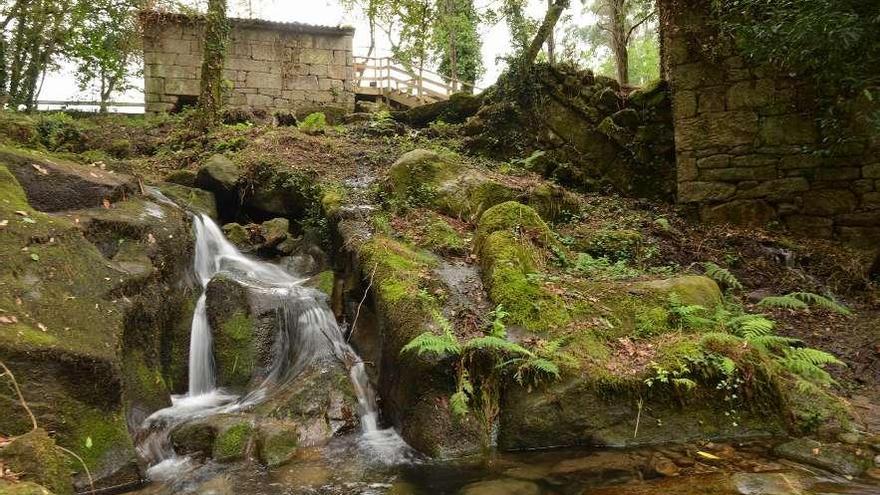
[
  {"x1": 401, "y1": 331, "x2": 461, "y2": 357},
  {"x1": 702, "y1": 262, "x2": 743, "y2": 290},
  {"x1": 758, "y1": 295, "x2": 809, "y2": 311},
  {"x1": 450, "y1": 390, "x2": 470, "y2": 416},
  {"x1": 787, "y1": 347, "x2": 844, "y2": 367},
  {"x1": 523, "y1": 357, "x2": 560, "y2": 377},
  {"x1": 789, "y1": 292, "x2": 852, "y2": 316},
  {"x1": 672, "y1": 377, "x2": 698, "y2": 391},
  {"x1": 728, "y1": 314, "x2": 775, "y2": 338},
  {"x1": 463, "y1": 336, "x2": 532, "y2": 356},
  {"x1": 748, "y1": 335, "x2": 800, "y2": 351}
]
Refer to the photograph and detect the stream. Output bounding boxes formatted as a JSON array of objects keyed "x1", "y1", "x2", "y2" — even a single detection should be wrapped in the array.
[{"x1": 130, "y1": 213, "x2": 880, "y2": 495}]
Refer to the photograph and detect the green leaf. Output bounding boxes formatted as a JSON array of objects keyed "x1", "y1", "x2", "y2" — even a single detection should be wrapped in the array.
[
  {"x1": 29, "y1": 253, "x2": 39, "y2": 261},
  {"x1": 85, "y1": 436, "x2": 93, "y2": 449}
]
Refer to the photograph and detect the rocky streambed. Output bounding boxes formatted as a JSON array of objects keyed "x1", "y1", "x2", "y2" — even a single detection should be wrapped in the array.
[{"x1": 2, "y1": 139, "x2": 879, "y2": 495}]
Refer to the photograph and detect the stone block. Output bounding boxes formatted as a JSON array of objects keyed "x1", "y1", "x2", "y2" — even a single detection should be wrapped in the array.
[
  {"x1": 251, "y1": 43, "x2": 277, "y2": 61},
  {"x1": 698, "y1": 89, "x2": 725, "y2": 113},
  {"x1": 144, "y1": 77, "x2": 164, "y2": 95},
  {"x1": 260, "y1": 87, "x2": 281, "y2": 97},
  {"x1": 281, "y1": 90, "x2": 306, "y2": 101},
  {"x1": 164, "y1": 77, "x2": 200, "y2": 95},
  {"x1": 301, "y1": 49, "x2": 332, "y2": 65},
  {"x1": 727, "y1": 79, "x2": 775, "y2": 110},
  {"x1": 678, "y1": 181, "x2": 737, "y2": 203},
  {"x1": 678, "y1": 155, "x2": 698, "y2": 181},
  {"x1": 736, "y1": 178, "x2": 809, "y2": 201},
  {"x1": 152, "y1": 64, "x2": 195, "y2": 79},
  {"x1": 246, "y1": 71, "x2": 282, "y2": 90},
  {"x1": 676, "y1": 112, "x2": 759, "y2": 150},
  {"x1": 697, "y1": 155, "x2": 730, "y2": 168},
  {"x1": 730, "y1": 155, "x2": 778, "y2": 168},
  {"x1": 814, "y1": 167, "x2": 861, "y2": 181},
  {"x1": 779, "y1": 155, "x2": 821, "y2": 169},
  {"x1": 672, "y1": 91, "x2": 697, "y2": 120},
  {"x1": 802, "y1": 190, "x2": 858, "y2": 216},
  {"x1": 332, "y1": 50, "x2": 349, "y2": 66},
  {"x1": 308, "y1": 64, "x2": 329, "y2": 77},
  {"x1": 246, "y1": 93, "x2": 274, "y2": 108},
  {"x1": 286, "y1": 75, "x2": 319, "y2": 91},
  {"x1": 674, "y1": 62, "x2": 724, "y2": 90},
  {"x1": 835, "y1": 211, "x2": 880, "y2": 227},
  {"x1": 314, "y1": 35, "x2": 349, "y2": 50},
  {"x1": 863, "y1": 164, "x2": 880, "y2": 178},
  {"x1": 759, "y1": 115, "x2": 817, "y2": 146},
  {"x1": 861, "y1": 192, "x2": 880, "y2": 209},
  {"x1": 227, "y1": 57, "x2": 270, "y2": 72},
  {"x1": 175, "y1": 54, "x2": 202, "y2": 67},
  {"x1": 701, "y1": 200, "x2": 776, "y2": 226},
  {"x1": 329, "y1": 64, "x2": 348, "y2": 80},
  {"x1": 700, "y1": 166, "x2": 777, "y2": 182},
  {"x1": 784, "y1": 215, "x2": 833, "y2": 239},
  {"x1": 318, "y1": 78, "x2": 343, "y2": 91}
]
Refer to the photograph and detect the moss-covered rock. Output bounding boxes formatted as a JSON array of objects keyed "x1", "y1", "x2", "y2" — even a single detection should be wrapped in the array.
[
  {"x1": 155, "y1": 182, "x2": 218, "y2": 219},
  {"x1": 0, "y1": 160, "x2": 192, "y2": 488},
  {"x1": 636, "y1": 276, "x2": 723, "y2": 309},
  {"x1": 213, "y1": 421, "x2": 254, "y2": 462},
  {"x1": 255, "y1": 419, "x2": 299, "y2": 467},
  {"x1": 164, "y1": 169, "x2": 197, "y2": 187},
  {"x1": 475, "y1": 201, "x2": 555, "y2": 249},
  {"x1": 523, "y1": 183, "x2": 581, "y2": 223},
  {"x1": 261, "y1": 217, "x2": 289, "y2": 247},
  {"x1": 244, "y1": 167, "x2": 319, "y2": 217},
  {"x1": 388, "y1": 149, "x2": 462, "y2": 204},
  {"x1": 222, "y1": 222, "x2": 251, "y2": 249},
  {"x1": 0, "y1": 429, "x2": 71, "y2": 495},
  {"x1": 1, "y1": 146, "x2": 136, "y2": 212},
  {"x1": 575, "y1": 228, "x2": 644, "y2": 261},
  {"x1": 0, "y1": 480, "x2": 56, "y2": 494},
  {"x1": 196, "y1": 154, "x2": 240, "y2": 193},
  {"x1": 774, "y1": 438, "x2": 873, "y2": 477},
  {"x1": 433, "y1": 170, "x2": 518, "y2": 221}
]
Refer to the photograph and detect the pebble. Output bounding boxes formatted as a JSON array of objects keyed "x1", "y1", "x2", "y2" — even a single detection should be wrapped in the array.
[
  {"x1": 866, "y1": 467, "x2": 880, "y2": 480},
  {"x1": 649, "y1": 454, "x2": 680, "y2": 477}
]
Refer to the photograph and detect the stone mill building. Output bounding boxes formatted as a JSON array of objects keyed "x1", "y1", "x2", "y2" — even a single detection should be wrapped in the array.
[{"x1": 141, "y1": 13, "x2": 356, "y2": 115}]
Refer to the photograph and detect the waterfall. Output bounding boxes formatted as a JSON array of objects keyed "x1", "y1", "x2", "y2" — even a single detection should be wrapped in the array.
[{"x1": 138, "y1": 214, "x2": 413, "y2": 480}]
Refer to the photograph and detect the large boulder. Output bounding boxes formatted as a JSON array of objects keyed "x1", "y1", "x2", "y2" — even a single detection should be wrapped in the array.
[
  {"x1": 154, "y1": 182, "x2": 217, "y2": 219},
  {"x1": 195, "y1": 154, "x2": 240, "y2": 193},
  {"x1": 0, "y1": 160, "x2": 193, "y2": 489},
  {"x1": 0, "y1": 429, "x2": 72, "y2": 495},
  {"x1": 0, "y1": 146, "x2": 136, "y2": 212}
]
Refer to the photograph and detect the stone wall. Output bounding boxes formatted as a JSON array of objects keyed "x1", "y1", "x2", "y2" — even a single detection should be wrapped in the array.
[
  {"x1": 143, "y1": 14, "x2": 355, "y2": 115},
  {"x1": 659, "y1": 0, "x2": 879, "y2": 247}
]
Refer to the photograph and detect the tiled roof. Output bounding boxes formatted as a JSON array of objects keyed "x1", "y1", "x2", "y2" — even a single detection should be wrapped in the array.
[{"x1": 141, "y1": 11, "x2": 354, "y2": 35}]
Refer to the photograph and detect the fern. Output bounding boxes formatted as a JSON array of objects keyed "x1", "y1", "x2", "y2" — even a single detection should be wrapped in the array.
[
  {"x1": 727, "y1": 314, "x2": 775, "y2": 338},
  {"x1": 464, "y1": 335, "x2": 532, "y2": 356},
  {"x1": 758, "y1": 292, "x2": 851, "y2": 315},
  {"x1": 702, "y1": 262, "x2": 743, "y2": 291},
  {"x1": 788, "y1": 292, "x2": 851, "y2": 316},
  {"x1": 400, "y1": 330, "x2": 461, "y2": 357}
]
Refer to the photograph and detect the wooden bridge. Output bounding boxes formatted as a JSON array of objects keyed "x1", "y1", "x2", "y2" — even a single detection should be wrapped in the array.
[{"x1": 353, "y1": 56, "x2": 481, "y2": 109}]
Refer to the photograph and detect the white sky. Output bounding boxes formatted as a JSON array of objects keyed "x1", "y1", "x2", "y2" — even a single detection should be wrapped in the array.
[{"x1": 40, "y1": 0, "x2": 596, "y2": 107}]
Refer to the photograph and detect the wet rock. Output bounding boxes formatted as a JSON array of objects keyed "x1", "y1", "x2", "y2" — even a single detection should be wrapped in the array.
[
  {"x1": 255, "y1": 419, "x2": 299, "y2": 467},
  {"x1": 245, "y1": 168, "x2": 317, "y2": 217},
  {"x1": 261, "y1": 217, "x2": 289, "y2": 247},
  {"x1": 196, "y1": 154, "x2": 240, "y2": 193},
  {"x1": 155, "y1": 182, "x2": 217, "y2": 219},
  {"x1": 170, "y1": 421, "x2": 217, "y2": 458},
  {"x1": 774, "y1": 438, "x2": 872, "y2": 477},
  {"x1": 649, "y1": 454, "x2": 681, "y2": 477},
  {"x1": 164, "y1": 169, "x2": 197, "y2": 187},
  {"x1": 222, "y1": 222, "x2": 251, "y2": 249},
  {"x1": 1, "y1": 146, "x2": 136, "y2": 212},
  {"x1": 0, "y1": 428, "x2": 72, "y2": 495},
  {"x1": 457, "y1": 478, "x2": 541, "y2": 495},
  {"x1": 731, "y1": 472, "x2": 807, "y2": 495}
]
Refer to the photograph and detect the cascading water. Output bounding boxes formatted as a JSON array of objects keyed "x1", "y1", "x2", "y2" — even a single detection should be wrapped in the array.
[{"x1": 137, "y1": 213, "x2": 413, "y2": 482}]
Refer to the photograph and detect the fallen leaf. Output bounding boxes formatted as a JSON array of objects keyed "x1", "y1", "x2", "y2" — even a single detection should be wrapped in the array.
[
  {"x1": 0, "y1": 315, "x2": 18, "y2": 324},
  {"x1": 22, "y1": 217, "x2": 36, "y2": 224},
  {"x1": 102, "y1": 199, "x2": 111, "y2": 209},
  {"x1": 30, "y1": 253, "x2": 40, "y2": 261},
  {"x1": 14, "y1": 210, "x2": 28, "y2": 216},
  {"x1": 696, "y1": 451, "x2": 721, "y2": 461},
  {"x1": 0, "y1": 220, "x2": 7, "y2": 228},
  {"x1": 37, "y1": 323, "x2": 47, "y2": 332},
  {"x1": 31, "y1": 163, "x2": 49, "y2": 175}
]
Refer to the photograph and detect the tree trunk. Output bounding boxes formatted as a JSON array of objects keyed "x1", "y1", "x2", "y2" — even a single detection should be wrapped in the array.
[
  {"x1": 546, "y1": 0, "x2": 555, "y2": 65},
  {"x1": 197, "y1": 0, "x2": 229, "y2": 129},
  {"x1": 610, "y1": 0, "x2": 629, "y2": 85},
  {"x1": 521, "y1": 0, "x2": 569, "y2": 71}
]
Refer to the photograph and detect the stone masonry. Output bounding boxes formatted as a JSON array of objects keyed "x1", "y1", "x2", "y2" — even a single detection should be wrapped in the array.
[
  {"x1": 659, "y1": 0, "x2": 879, "y2": 247},
  {"x1": 142, "y1": 13, "x2": 355, "y2": 115}
]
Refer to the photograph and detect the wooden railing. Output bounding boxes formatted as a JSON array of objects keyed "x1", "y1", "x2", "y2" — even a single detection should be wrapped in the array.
[{"x1": 353, "y1": 56, "x2": 481, "y2": 104}]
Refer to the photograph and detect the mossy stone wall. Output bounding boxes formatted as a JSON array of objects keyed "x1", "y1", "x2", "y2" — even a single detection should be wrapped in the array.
[
  {"x1": 142, "y1": 14, "x2": 355, "y2": 115},
  {"x1": 660, "y1": 0, "x2": 879, "y2": 246}
]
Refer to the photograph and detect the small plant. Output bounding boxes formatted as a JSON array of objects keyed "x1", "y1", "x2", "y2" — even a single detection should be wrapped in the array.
[
  {"x1": 401, "y1": 305, "x2": 570, "y2": 440},
  {"x1": 297, "y1": 112, "x2": 328, "y2": 134},
  {"x1": 758, "y1": 292, "x2": 851, "y2": 315},
  {"x1": 702, "y1": 262, "x2": 743, "y2": 291},
  {"x1": 573, "y1": 253, "x2": 640, "y2": 280}
]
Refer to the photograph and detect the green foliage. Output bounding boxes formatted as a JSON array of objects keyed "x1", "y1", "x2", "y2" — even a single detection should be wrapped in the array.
[
  {"x1": 433, "y1": 0, "x2": 484, "y2": 87},
  {"x1": 297, "y1": 112, "x2": 328, "y2": 134},
  {"x1": 701, "y1": 262, "x2": 743, "y2": 291},
  {"x1": 572, "y1": 253, "x2": 640, "y2": 280},
  {"x1": 758, "y1": 292, "x2": 851, "y2": 315}
]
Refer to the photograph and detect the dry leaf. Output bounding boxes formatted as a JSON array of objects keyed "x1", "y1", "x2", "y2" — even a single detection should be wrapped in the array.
[
  {"x1": 37, "y1": 323, "x2": 47, "y2": 332},
  {"x1": 102, "y1": 199, "x2": 111, "y2": 209},
  {"x1": 0, "y1": 220, "x2": 8, "y2": 227},
  {"x1": 14, "y1": 210, "x2": 28, "y2": 216},
  {"x1": 31, "y1": 163, "x2": 49, "y2": 175},
  {"x1": 0, "y1": 315, "x2": 18, "y2": 324}
]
